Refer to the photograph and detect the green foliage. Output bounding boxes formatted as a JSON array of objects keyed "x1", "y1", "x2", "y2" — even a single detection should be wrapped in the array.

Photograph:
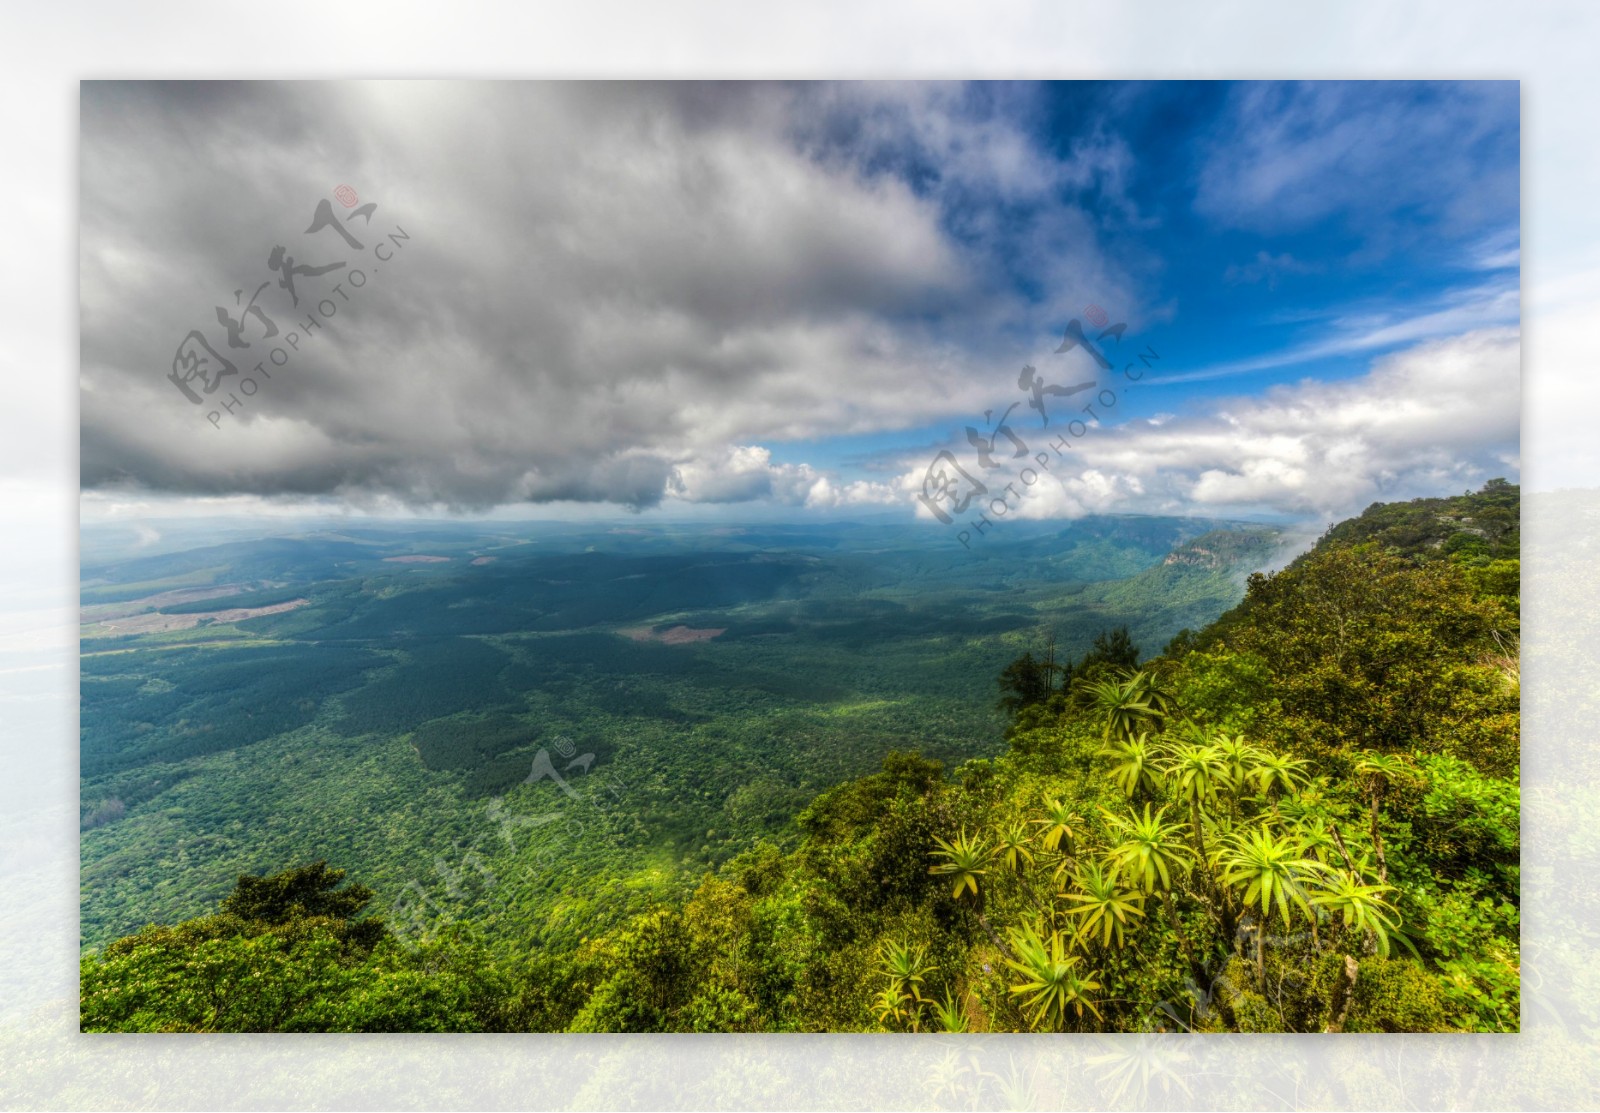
[
  {"x1": 81, "y1": 866, "x2": 505, "y2": 1032},
  {"x1": 1465, "y1": 558, "x2": 1520, "y2": 604},
  {"x1": 929, "y1": 830, "x2": 992, "y2": 901},
  {"x1": 1167, "y1": 649, "x2": 1276, "y2": 734},
  {"x1": 1412, "y1": 754, "x2": 1519, "y2": 880},
  {"x1": 80, "y1": 642, "x2": 379, "y2": 777},
  {"x1": 1061, "y1": 861, "x2": 1146, "y2": 949},
  {"x1": 1220, "y1": 545, "x2": 1514, "y2": 757},
  {"x1": 1424, "y1": 888, "x2": 1521, "y2": 1033},
  {"x1": 1004, "y1": 922, "x2": 1103, "y2": 1030},
  {"x1": 1317, "y1": 480, "x2": 1519, "y2": 566},
  {"x1": 996, "y1": 651, "x2": 1056, "y2": 716},
  {"x1": 1336, "y1": 955, "x2": 1456, "y2": 1034},
  {"x1": 221, "y1": 860, "x2": 373, "y2": 924},
  {"x1": 81, "y1": 491, "x2": 1518, "y2": 1033},
  {"x1": 1101, "y1": 804, "x2": 1195, "y2": 894},
  {"x1": 1076, "y1": 626, "x2": 1140, "y2": 682}
]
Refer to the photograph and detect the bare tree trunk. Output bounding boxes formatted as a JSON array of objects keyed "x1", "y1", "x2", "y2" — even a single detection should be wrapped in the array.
[
  {"x1": 1323, "y1": 955, "x2": 1360, "y2": 1033},
  {"x1": 1160, "y1": 889, "x2": 1206, "y2": 987},
  {"x1": 1256, "y1": 918, "x2": 1267, "y2": 994},
  {"x1": 1329, "y1": 823, "x2": 1359, "y2": 874},
  {"x1": 1369, "y1": 790, "x2": 1388, "y2": 885},
  {"x1": 976, "y1": 912, "x2": 1015, "y2": 960}
]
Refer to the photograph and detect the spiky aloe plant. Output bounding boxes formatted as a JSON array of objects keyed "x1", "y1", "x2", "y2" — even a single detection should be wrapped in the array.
[
  {"x1": 1310, "y1": 871, "x2": 1412, "y2": 957},
  {"x1": 994, "y1": 821, "x2": 1035, "y2": 873},
  {"x1": 1100, "y1": 804, "x2": 1195, "y2": 895},
  {"x1": 1003, "y1": 921, "x2": 1103, "y2": 1030},
  {"x1": 1102, "y1": 732, "x2": 1163, "y2": 800},
  {"x1": 1033, "y1": 796, "x2": 1078, "y2": 853},
  {"x1": 931, "y1": 989, "x2": 969, "y2": 1033},
  {"x1": 1354, "y1": 750, "x2": 1422, "y2": 884},
  {"x1": 1250, "y1": 749, "x2": 1312, "y2": 800},
  {"x1": 1216, "y1": 824, "x2": 1329, "y2": 989},
  {"x1": 929, "y1": 829, "x2": 992, "y2": 902},
  {"x1": 1062, "y1": 860, "x2": 1147, "y2": 950}
]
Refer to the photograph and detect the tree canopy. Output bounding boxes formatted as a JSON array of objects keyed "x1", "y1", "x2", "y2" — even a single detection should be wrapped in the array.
[{"x1": 80, "y1": 483, "x2": 1521, "y2": 1034}]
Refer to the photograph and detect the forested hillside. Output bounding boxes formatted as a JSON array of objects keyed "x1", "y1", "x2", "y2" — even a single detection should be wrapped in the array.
[
  {"x1": 80, "y1": 515, "x2": 1274, "y2": 953},
  {"x1": 80, "y1": 484, "x2": 1519, "y2": 1033}
]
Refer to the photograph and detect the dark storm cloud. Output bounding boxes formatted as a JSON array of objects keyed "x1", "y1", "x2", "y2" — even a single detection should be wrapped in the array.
[{"x1": 80, "y1": 81, "x2": 1128, "y2": 510}]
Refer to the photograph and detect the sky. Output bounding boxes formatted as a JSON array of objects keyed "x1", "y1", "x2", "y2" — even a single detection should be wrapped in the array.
[{"x1": 78, "y1": 80, "x2": 1521, "y2": 530}]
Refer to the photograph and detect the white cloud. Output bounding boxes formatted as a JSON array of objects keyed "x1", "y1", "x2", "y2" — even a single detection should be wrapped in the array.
[
  {"x1": 1194, "y1": 82, "x2": 1518, "y2": 240},
  {"x1": 666, "y1": 444, "x2": 898, "y2": 508},
  {"x1": 896, "y1": 327, "x2": 1521, "y2": 524},
  {"x1": 1152, "y1": 276, "x2": 1518, "y2": 387},
  {"x1": 1223, "y1": 251, "x2": 1321, "y2": 288},
  {"x1": 80, "y1": 82, "x2": 1133, "y2": 511}
]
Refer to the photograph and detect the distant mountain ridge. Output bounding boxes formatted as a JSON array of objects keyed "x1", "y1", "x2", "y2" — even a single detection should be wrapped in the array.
[{"x1": 1188, "y1": 480, "x2": 1519, "y2": 654}]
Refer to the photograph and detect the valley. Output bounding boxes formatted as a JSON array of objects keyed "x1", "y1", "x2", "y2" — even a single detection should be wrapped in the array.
[{"x1": 78, "y1": 514, "x2": 1284, "y2": 952}]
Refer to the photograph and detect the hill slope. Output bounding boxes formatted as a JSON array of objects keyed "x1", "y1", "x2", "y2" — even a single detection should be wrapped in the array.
[{"x1": 80, "y1": 488, "x2": 1519, "y2": 1033}]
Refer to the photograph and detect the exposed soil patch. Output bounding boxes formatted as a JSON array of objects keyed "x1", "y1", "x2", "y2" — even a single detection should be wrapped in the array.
[
  {"x1": 83, "y1": 599, "x2": 309, "y2": 636},
  {"x1": 81, "y1": 584, "x2": 255, "y2": 624},
  {"x1": 620, "y1": 624, "x2": 727, "y2": 645}
]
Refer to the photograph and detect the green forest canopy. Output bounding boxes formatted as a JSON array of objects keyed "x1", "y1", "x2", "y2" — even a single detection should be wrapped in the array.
[{"x1": 81, "y1": 483, "x2": 1521, "y2": 1033}]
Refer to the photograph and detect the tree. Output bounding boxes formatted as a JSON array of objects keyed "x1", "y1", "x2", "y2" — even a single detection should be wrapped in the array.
[
  {"x1": 1157, "y1": 731, "x2": 1229, "y2": 866},
  {"x1": 929, "y1": 830, "x2": 992, "y2": 902},
  {"x1": 1003, "y1": 922, "x2": 1103, "y2": 1030},
  {"x1": 1078, "y1": 626, "x2": 1140, "y2": 680},
  {"x1": 1216, "y1": 825, "x2": 1328, "y2": 991},
  {"x1": 1223, "y1": 545, "x2": 1510, "y2": 756},
  {"x1": 81, "y1": 867, "x2": 504, "y2": 1033},
  {"x1": 1062, "y1": 861, "x2": 1146, "y2": 950},
  {"x1": 997, "y1": 652, "x2": 1052, "y2": 716},
  {"x1": 1102, "y1": 733, "x2": 1162, "y2": 800},
  {"x1": 221, "y1": 861, "x2": 375, "y2": 925},
  {"x1": 1354, "y1": 751, "x2": 1422, "y2": 883}
]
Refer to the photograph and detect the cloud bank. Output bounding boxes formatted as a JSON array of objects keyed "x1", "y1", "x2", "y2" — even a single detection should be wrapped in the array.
[
  {"x1": 80, "y1": 81, "x2": 1520, "y2": 523},
  {"x1": 896, "y1": 327, "x2": 1520, "y2": 524},
  {"x1": 80, "y1": 81, "x2": 1128, "y2": 512}
]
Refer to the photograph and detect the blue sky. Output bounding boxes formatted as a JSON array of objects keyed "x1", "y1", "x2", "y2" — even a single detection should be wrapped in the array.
[
  {"x1": 79, "y1": 80, "x2": 1521, "y2": 527},
  {"x1": 778, "y1": 81, "x2": 1519, "y2": 474}
]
